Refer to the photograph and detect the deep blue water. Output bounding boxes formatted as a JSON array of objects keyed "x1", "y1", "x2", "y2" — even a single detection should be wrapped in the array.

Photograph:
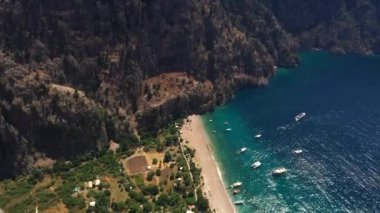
[{"x1": 202, "y1": 52, "x2": 380, "y2": 212}]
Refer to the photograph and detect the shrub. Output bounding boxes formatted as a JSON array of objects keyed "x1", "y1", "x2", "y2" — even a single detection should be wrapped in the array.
[
  {"x1": 152, "y1": 158, "x2": 158, "y2": 165},
  {"x1": 111, "y1": 201, "x2": 126, "y2": 212},
  {"x1": 143, "y1": 201, "x2": 153, "y2": 212},
  {"x1": 186, "y1": 197, "x2": 196, "y2": 205},
  {"x1": 164, "y1": 152, "x2": 172, "y2": 163},
  {"x1": 147, "y1": 171, "x2": 154, "y2": 181},
  {"x1": 128, "y1": 191, "x2": 146, "y2": 204},
  {"x1": 142, "y1": 184, "x2": 159, "y2": 196},
  {"x1": 155, "y1": 169, "x2": 161, "y2": 177},
  {"x1": 197, "y1": 196, "x2": 209, "y2": 211},
  {"x1": 128, "y1": 200, "x2": 141, "y2": 213},
  {"x1": 156, "y1": 193, "x2": 169, "y2": 207}
]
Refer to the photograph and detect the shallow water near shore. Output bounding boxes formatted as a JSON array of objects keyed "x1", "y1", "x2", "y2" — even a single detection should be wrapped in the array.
[{"x1": 202, "y1": 52, "x2": 380, "y2": 212}]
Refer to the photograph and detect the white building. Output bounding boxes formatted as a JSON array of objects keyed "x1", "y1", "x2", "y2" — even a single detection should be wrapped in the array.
[{"x1": 94, "y1": 179, "x2": 101, "y2": 186}]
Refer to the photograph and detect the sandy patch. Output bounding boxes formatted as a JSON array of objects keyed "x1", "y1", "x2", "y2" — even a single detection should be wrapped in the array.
[
  {"x1": 49, "y1": 83, "x2": 85, "y2": 97},
  {"x1": 181, "y1": 115, "x2": 236, "y2": 213},
  {"x1": 109, "y1": 140, "x2": 120, "y2": 152},
  {"x1": 160, "y1": 168, "x2": 172, "y2": 181},
  {"x1": 34, "y1": 157, "x2": 55, "y2": 168},
  {"x1": 144, "y1": 151, "x2": 165, "y2": 167},
  {"x1": 42, "y1": 202, "x2": 68, "y2": 213}
]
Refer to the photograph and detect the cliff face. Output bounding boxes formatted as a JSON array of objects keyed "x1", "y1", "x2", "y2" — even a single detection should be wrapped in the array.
[
  {"x1": 264, "y1": 0, "x2": 380, "y2": 54},
  {"x1": 0, "y1": 0, "x2": 379, "y2": 178}
]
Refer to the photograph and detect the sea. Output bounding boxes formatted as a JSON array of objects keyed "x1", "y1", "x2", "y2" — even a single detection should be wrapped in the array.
[{"x1": 202, "y1": 52, "x2": 380, "y2": 212}]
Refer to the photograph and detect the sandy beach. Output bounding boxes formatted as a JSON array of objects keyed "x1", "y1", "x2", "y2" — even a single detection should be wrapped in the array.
[{"x1": 181, "y1": 115, "x2": 236, "y2": 213}]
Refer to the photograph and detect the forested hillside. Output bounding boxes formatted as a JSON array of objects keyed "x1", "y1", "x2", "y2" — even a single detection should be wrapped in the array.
[{"x1": 0, "y1": 0, "x2": 379, "y2": 178}]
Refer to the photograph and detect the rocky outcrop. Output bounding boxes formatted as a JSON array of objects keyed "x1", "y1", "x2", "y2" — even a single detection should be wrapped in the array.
[
  {"x1": 0, "y1": 0, "x2": 379, "y2": 178},
  {"x1": 135, "y1": 72, "x2": 215, "y2": 131},
  {"x1": 135, "y1": 72, "x2": 270, "y2": 131},
  {"x1": 0, "y1": 109, "x2": 33, "y2": 178},
  {"x1": 264, "y1": 0, "x2": 380, "y2": 54},
  {"x1": 0, "y1": 54, "x2": 113, "y2": 177}
]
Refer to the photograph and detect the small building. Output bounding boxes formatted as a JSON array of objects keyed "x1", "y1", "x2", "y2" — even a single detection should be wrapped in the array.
[
  {"x1": 88, "y1": 181, "x2": 93, "y2": 188},
  {"x1": 73, "y1": 187, "x2": 80, "y2": 193},
  {"x1": 89, "y1": 201, "x2": 96, "y2": 207},
  {"x1": 94, "y1": 179, "x2": 101, "y2": 186}
]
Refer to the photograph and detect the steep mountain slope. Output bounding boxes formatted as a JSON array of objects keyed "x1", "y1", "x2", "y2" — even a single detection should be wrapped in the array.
[
  {"x1": 0, "y1": 0, "x2": 379, "y2": 178},
  {"x1": 264, "y1": 0, "x2": 380, "y2": 53}
]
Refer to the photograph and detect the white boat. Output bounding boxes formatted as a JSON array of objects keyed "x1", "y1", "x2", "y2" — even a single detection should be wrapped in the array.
[
  {"x1": 212, "y1": 130, "x2": 217, "y2": 133},
  {"x1": 231, "y1": 182, "x2": 242, "y2": 188},
  {"x1": 239, "y1": 147, "x2": 247, "y2": 153},
  {"x1": 293, "y1": 149, "x2": 303, "y2": 154},
  {"x1": 224, "y1": 121, "x2": 229, "y2": 125},
  {"x1": 251, "y1": 161, "x2": 261, "y2": 169},
  {"x1": 272, "y1": 167, "x2": 287, "y2": 176},
  {"x1": 225, "y1": 128, "x2": 232, "y2": 132},
  {"x1": 232, "y1": 189, "x2": 240, "y2": 195},
  {"x1": 254, "y1": 134, "x2": 262, "y2": 138},
  {"x1": 234, "y1": 200, "x2": 244, "y2": 205},
  {"x1": 295, "y1": 112, "x2": 306, "y2": 121},
  {"x1": 209, "y1": 119, "x2": 213, "y2": 122}
]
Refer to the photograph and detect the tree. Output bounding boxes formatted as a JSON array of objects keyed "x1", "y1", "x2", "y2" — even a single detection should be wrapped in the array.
[
  {"x1": 111, "y1": 201, "x2": 126, "y2": 212},
  {"x1": 168, "y1": 192, "x2": 181, "y2": 206},
  {"x1": 52, "y1": 160, "x2": 71, "y2": 173},
  {"x1": 197, "y1": 196, "x2": 209, "y2": 211},
  {"x1": 142, "y1": 184, "x2": 158, "y2": 196},
  {"x1": 156, "y1": 193, "x2": 169, "y2": 207},
  {"x1": 143, "y1": 201, "x2": 153, "y2": 212},
  {"x1": 155, "y1": 169, "x2": 161, "y2": 177},
  {"x1": 147, "y1": 171, "x2": 154, "y2": 181},
  {"x1": 196, "y1": 188, "x2": 209, "y2": 211},
  {"x1": 164, "y1": 151, "x2": 172, "y2": 163},
  {"x1": 28, "y1": 169, "x2": 44, "y2": 184},
  {"x1": 128, "y1": 200, "x2": 141, "y2": 213},
  {"x1": 94, "y1": 191, "x2": 110, "y2": 212},
  {"x1": 152, "y1": 158, "x2": 158, "y2": 165}
]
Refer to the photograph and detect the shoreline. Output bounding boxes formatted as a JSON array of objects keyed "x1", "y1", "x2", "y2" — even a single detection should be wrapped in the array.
[{"x1": 181, "y1": 115, "x2": 236, "y2": 213}]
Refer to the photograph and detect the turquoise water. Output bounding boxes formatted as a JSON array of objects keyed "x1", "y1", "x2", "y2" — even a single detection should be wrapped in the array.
[{"x1": 202, "y1": 52, "x2": 380, "y2": 212}]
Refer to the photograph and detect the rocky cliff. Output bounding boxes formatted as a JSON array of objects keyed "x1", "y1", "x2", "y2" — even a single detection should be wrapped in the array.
[
  {"x1": 264, "y1": 0, "x2": 380, "y2": 54},
  {"x1": 0, "y1": 0, "x2": 379, "y2": 178}
]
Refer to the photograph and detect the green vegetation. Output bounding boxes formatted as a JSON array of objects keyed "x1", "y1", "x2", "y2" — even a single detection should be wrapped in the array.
[
  {"x1": 152, "y1": 158, "x2": 158, "y2": 165},
  {"x1": 0, "y1": 121, "x2": 209, "y2": 212},
  {"x1": 146, "y1": 171, "x2": 154, "y2": 181},
  {"x1": 155, "y1": 169, "x2": 161, "y2": 177}
]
